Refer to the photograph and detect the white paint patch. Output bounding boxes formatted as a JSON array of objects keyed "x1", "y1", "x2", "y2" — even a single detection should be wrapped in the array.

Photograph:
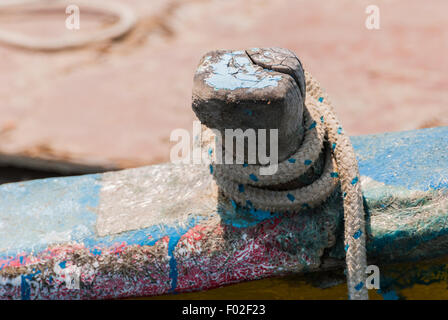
[
  {"x1": 203, "y1": 51, "x2": 282, "y2": 91},
  {"x1": 360, "y1": 176, "x2": 382, "y2": 188},
  {"x1": 0, "y1": 275, "x2": 21, "y2": 287},
  {"x1": 96, "y1": 163, "x2": 218, "y2": 236}
]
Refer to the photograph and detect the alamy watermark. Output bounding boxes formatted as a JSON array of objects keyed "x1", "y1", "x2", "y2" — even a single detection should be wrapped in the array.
[
  {"x1": 170, "y1": 121, "x2": 279, "y2": 175},
  {"x1": 365, "y1": 5, "x2": 380, "y2": 30},
  {"x1": 366, "y1": 264, "x2": 380, "y2": 290},
  {"x1": 65, "y1": 4, "x2": 80, "y2": 30},
  {"x1": 53, "y1": 261, "x2": 81, "y2": 290}
]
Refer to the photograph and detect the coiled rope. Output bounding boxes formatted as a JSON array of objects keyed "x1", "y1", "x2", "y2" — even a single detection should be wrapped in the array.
[
  {"x1": 0, "y1": 0, "x2": 136, "y2": 51},
  {"x1": 208, "y1": 70, "x2": 368, "y2": 300}
]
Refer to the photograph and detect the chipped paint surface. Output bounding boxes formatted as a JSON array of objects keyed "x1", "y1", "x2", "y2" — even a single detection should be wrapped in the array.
[
  {"x1": 97, "y1": 164, "x2": 217, "y2": 236},
  {"x1": 352, "y1": 126, "x2": 448, "y2": 191},
  {"x1": 152, "y1": 255, "x2": 448, "y2": 300},
  {"x1": 0, "y1": 127, "x2": 447, "y2": 299},
  {"x1": 199, "y1": 51, "x2": 283, "y2": 91},
  {"x1": 0, "y1": 175, "x2": 101, "y2": 257}
]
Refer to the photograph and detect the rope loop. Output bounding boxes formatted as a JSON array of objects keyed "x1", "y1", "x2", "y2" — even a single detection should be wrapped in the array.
[{"x1": 0, "y1": 0, "x2": 136, "y2": 51}]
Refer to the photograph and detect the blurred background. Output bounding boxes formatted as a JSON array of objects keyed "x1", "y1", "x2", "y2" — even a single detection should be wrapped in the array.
[{"x1": 0, "y1": 0, "x2": 446, "y2": 178}]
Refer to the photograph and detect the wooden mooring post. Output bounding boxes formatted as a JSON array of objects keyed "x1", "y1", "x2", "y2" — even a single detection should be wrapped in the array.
[{"x1": 0, "y1": 48, "x2": 447, "y2": 300}]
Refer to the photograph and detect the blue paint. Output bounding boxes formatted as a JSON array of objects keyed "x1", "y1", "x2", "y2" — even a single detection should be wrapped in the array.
[
  {"x1": 379, "y1": 289, "x2": 400, "y2": 300},
  {"x1": 243, "y1": 163, "x2": 248, "y2": 168},
  {"x1": 98, "y1": 216, "x2": 202, "y2": 293},
  {"x1": 330, "y1": 172, "x2": 339, "y2": 178},
  {"x1": 351, "y1": 176, "x2": 359, "y2": 185},
  {"x1": 87, "y1": 215, "x2": 203, "y2": 250},
  {"x1": 287, "y1": 194, "x2": 295, "y2": 202},
  {"x1": 332, "y1": 142, "x2": 336, "y2": 151},
  {"x1": 219, "y1": 201, "x2": 280, "y2": 229},
  {"x1": 166, "y1": 216, "x2": 207, "y2": 292},
  {"x1": 304, "y1": 159, "x2": 312, "y2": 165},
  {"x1": 0, "y1": 174, "x2": 101, "y2": 257},
  {"x1": 217, "y1": 190, "x2": 341, "y2": 272},
  {"x1": 209, "y1": 164, "x2": 213, "y2": 174},
  {"x1": 0, "y1": 172, "x2": 208, "y2": 275},
  {"x1": 354, "y1": 282, "x2": 364, "y2": 291},
  {"x1": 353, "y1": 230, "x2": 362, "y2": 239},
  {"x1": 318, "y1": 97, "x2": 324, "y2": 103},
  {"x1": 20, "y1": 270, "x2": 40, "y2": 300},
  {"x1": 249, "y1": 174, "x2": 258, "y2": 182},
  {"x1": 90, "y1": 248, "x2": 102, "y2": 256},
  {"x1": 1, "y1": 127, "x2": 447, "y2": 293},
  {"x1": 309, "y1": 121, "x2": 317, "y2": 130},
  {"x1": 0, "y1": 175, "x2": 204, "y2": 299},
  {"x1": 337, "y1": 127, "x2": 343, "y2": 134},
  {"x1": 288, "y1": 158, "x2": 296, "y2": 164},
  {"x1": 204, "y1": 52, "x2": 282, "y2": 91},
  {"x1": 21, "y1": 275, "x2": 31, "y2": 300},
  {"x1": 352, "y1": 126, "x2": 448, "y2": 191},
  {"x1": 320, "y1": 116, "x2": 324, "y2": 123},
  {"x1": 347, "y1": 128, "x2": 448, "y2": 262},
  {"x1": 238, "y1": 184, "x2": 245, "y2": 193},
  {"x1": 168, "y1": 239, "x2": 178, "y2": 293}
]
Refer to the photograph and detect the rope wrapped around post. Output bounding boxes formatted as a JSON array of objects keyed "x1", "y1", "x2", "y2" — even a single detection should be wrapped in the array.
[{"x1": 192, "y1": 48, "x2": 368, "y2": 300}]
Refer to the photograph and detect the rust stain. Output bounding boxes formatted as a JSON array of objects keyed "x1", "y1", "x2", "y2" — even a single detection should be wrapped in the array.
[
  {"x1": 20, "y1": 143, "x2": 73, "y2": 161},
  {"x1": 418, "y1": 119, "x2": 444, "y2": 129},
  {"x1": 0, "y1": 121, "x2": 16, "y2": 136}
]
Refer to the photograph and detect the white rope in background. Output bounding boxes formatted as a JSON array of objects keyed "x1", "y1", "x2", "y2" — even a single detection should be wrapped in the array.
[
  {"x1": 0, "y1": 1, "x2": 367, "y2": 299},
  {"x1": 0, "y1": 0, "x2": 136, "y2": 51},
  {"x1": 208, "y1": 71, "x2": 369, "y2": 300}
]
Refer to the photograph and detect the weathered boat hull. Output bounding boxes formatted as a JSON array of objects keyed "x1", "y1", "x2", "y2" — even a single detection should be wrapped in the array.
[{"x1": 0, "y1": 126, "x2": 447, "y2": 299}]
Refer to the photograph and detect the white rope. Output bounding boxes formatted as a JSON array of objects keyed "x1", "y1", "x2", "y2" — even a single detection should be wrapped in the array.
[
  {"x1": 0, "y1": 0, "x2": 137, "y2": 51},
  {"x1": 207, "y1": 71, "x2": 369, "y2": 300}
]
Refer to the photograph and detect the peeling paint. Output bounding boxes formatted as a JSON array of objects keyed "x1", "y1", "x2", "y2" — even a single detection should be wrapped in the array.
[
  {"x1": 202, "y1": 51, "x2": 282, "y2": 90},
  {"x1": 0, "y1": 127, "x2": 447, "y2": 299}
]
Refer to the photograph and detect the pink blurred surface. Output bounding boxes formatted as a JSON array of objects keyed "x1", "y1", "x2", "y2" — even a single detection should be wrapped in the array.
[{"x1": 0, "y1": 0, "x2": 446, "y2": 170}]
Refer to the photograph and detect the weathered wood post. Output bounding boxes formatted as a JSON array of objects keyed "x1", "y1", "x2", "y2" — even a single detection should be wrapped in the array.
[{"x1": 192, "y1": 48, "x2": 306, "y2": 163}]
